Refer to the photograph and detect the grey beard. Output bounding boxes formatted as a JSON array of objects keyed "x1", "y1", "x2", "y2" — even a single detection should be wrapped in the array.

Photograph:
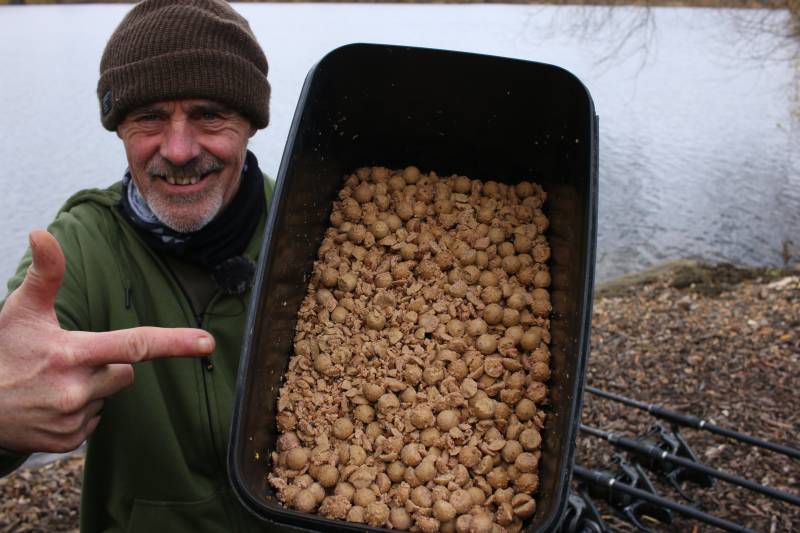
[
  {"x1": 142, "y1": 187, "x2": 224, "y2": 233},
  {"x1": 125, "y1": 175, "x2": 224, "y2": 234}
]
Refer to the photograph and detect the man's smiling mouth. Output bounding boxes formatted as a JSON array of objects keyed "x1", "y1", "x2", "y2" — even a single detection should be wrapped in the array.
[
  {"x1": 164, "y1": 175, "x2": 201, "y2": 185},
  {"x1": 147, "y1": 153, "x2": 224, "y2": 188}
]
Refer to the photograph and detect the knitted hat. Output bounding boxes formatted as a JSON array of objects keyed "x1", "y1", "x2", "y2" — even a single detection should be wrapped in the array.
[{"x1": 97, "y1": 0, "x2": 270, "y2": 131}]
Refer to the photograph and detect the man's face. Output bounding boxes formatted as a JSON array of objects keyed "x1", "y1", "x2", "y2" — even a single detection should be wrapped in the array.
[{"x1": 117, "y1": 99, "x2": 256, "y2": 233}]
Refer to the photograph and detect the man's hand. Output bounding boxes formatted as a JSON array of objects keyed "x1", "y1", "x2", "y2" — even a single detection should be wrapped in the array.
[{"x1": 0, "y1": 230, "x2": 215, "y2": 453}]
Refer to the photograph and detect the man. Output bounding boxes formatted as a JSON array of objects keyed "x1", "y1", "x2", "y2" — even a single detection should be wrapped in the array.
[{"x1": 0, "y1": 0, "x2": 277, "y2": 530}]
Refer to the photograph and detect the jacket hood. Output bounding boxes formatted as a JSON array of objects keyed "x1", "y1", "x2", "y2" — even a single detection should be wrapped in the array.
[{"x1": 59, "y1": 182, "x2": 124, "y2": 213}]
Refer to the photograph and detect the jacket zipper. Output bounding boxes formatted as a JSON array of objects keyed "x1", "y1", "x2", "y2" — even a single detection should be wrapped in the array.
[
  {"x1": 158, "y1": 262, "x2": 225, "y2": 476},
  {"x1": 196, "y1": 312, "x2": 214, "y2": 371},
  {"x1": 195, "y1": 301, "x2": 237, "y2": 529},
  {"x1": 112, "y1": 212, "x2": 235, "y2": 524}
]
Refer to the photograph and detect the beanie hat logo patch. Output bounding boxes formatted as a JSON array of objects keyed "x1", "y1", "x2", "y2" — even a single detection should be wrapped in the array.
[{"x1": 101, "y1": 89, "x2": 112, "y2": 116}]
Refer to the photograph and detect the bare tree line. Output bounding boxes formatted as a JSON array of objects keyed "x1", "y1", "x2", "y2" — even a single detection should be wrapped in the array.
[{"x1": 539, "y1": 1, "x2": 798, "y2": 76}]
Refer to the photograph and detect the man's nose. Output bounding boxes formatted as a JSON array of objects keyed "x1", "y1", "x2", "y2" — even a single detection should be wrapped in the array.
[{"x1": 160, "y1": 119, "x2": 200, "y2": 166}]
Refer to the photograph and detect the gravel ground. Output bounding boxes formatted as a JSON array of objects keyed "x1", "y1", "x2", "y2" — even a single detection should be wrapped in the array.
[
  {"x1": 1, "y1": 262, "x2": 797, "y2": 532},
  {"x1": 576, "y1": 263, "x2": 800, "y2": 532},
  {"x1": 0, "y1": 455, "x2": 82, "y2": 532}
]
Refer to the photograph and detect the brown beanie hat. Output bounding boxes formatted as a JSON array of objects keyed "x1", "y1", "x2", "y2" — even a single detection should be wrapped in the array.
[{"x1": 97, "y1": 0, "x2": 270, "y2": 131}]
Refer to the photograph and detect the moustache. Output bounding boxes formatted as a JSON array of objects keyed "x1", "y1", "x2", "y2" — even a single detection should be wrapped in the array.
[{"x1": 146, "y1": 153, "x2": 225, "y2": 181}]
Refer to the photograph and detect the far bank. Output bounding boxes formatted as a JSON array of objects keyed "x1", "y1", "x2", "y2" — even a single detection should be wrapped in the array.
[{"x1": 0, "y1": 0, "x2": 797, "y2": 9}]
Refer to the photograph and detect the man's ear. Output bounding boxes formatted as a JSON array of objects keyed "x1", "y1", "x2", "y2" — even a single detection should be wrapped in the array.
[{"x1": 248, "y1": 127, "x2": 257, "y2": 139}]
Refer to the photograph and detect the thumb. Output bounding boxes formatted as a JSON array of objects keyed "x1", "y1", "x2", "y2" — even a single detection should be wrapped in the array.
[{"x1": 16, "y1": 229, "x2": 65, "y2": 315}]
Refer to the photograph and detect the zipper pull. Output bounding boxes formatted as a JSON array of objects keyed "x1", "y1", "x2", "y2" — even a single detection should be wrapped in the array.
[{"x1": 123, "y1": 283, "x2": 132, "y2": 309}]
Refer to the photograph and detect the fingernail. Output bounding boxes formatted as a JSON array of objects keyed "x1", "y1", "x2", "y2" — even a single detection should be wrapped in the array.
[{"x1": 197, "y1": 336, "x2": 213, "y2": 353}]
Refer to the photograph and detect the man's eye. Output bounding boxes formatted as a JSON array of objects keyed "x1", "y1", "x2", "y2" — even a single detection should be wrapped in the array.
[
  {"x1": 137, "y1": 114, "x2": 161, "y2": 122},
  {"x1": 202, "y1": 112, "x2": 222, "y2": 121}
]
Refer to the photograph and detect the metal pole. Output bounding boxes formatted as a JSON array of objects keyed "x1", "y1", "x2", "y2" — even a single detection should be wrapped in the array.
[
  {"x1": 580, "y1": 425, "x2": 800, "y2": 507},
  {"x1": 586, "y1": 386, "x2": 800, "y2": 460},
  {"x1": 573, "y1": 465, "x2": 756, "y2": 533}
]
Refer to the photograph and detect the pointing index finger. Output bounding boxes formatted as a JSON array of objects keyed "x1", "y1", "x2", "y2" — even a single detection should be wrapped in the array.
[{"x1": 69, "y1": 327, "x2": 215, "y2": 366}]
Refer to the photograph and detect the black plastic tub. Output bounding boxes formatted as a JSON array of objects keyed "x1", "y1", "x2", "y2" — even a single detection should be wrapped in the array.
[{"x1": 230, "y1": 43, "x2": 598, "y2": 533}]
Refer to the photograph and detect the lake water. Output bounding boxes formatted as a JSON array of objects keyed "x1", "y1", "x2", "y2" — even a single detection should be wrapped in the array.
[{"x1": 0, "y1": 4, "x2": 797, "y2": 285}]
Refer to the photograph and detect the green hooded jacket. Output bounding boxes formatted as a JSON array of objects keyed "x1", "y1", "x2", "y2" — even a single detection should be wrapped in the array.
[{"x1": 0, "y1": 179, "x2": 284, "y2": 532}]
